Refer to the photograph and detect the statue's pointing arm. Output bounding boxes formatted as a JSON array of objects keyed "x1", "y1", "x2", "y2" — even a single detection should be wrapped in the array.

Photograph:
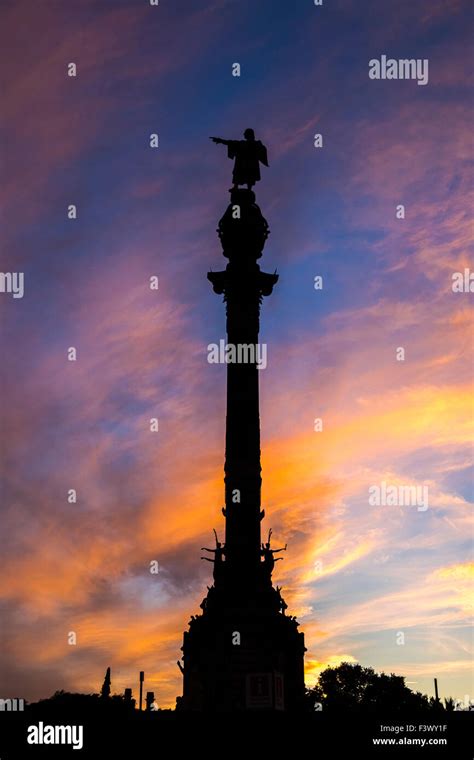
[{"x1": 210, "y1": 137, "x2": 240, "y2": 162}]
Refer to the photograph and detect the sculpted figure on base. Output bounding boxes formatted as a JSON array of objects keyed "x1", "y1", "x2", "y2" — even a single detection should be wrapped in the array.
[{"x1": 210, "y1": 128, "x2": 269, "y2": 189}]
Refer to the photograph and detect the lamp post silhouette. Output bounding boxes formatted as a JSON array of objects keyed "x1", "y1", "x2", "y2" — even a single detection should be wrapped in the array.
[{"x1": 139, "y1": 671, "x2": 144, "y2": 712}]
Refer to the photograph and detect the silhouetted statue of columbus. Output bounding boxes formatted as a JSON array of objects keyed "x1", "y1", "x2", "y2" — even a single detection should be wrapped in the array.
[{"x1": 210, "y1": 128, "x2": 269, "y2": 189}]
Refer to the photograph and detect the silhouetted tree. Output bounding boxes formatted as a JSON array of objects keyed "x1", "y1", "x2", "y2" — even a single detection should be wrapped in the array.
[
  {"x1": 100, "y1": 667, "x2": 111, "y2": 699},
  {"x1": 306, "y1": 662, "x2": 435, "y2": 713},
  {"x1": 26, "y1": 690, "x2": 137, "y2": 720}
]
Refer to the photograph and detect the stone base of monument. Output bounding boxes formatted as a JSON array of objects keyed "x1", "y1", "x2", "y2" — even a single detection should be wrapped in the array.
[{"x1": 179, "y1": 582, "x2": 306, "y2": 712}]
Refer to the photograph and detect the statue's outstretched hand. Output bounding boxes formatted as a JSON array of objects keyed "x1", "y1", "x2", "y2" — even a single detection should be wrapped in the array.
[{"x1": 210, "y1": 136, "x2": 222, "y2": 144}]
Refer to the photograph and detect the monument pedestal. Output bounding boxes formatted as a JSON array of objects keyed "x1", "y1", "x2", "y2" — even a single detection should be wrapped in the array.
[{"x1": 181, "y1": 584, "x2": 306, "y2": 712}]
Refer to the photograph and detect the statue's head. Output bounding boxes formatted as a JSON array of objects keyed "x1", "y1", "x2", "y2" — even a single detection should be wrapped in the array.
[{"x1": 244, "y1": 128, "x2": 255, "y2": 141}]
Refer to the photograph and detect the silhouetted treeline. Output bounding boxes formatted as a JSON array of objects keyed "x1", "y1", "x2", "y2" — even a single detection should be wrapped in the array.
[{"x1": 305, "y1": 662, "x2": 459, "y2": 713}]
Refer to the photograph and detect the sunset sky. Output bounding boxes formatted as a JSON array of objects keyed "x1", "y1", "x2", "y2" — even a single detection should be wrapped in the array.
[{"x1": 0, "y1": 0, "x2": 472, "y2": 709}]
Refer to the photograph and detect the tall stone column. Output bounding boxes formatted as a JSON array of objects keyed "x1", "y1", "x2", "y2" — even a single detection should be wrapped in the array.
[
  {"x1": 209, "y1": 189, "x2": 277, "y2": 585},
  {"x1": 178, "y1": 184, "x2": 305, "y2": 713}
]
